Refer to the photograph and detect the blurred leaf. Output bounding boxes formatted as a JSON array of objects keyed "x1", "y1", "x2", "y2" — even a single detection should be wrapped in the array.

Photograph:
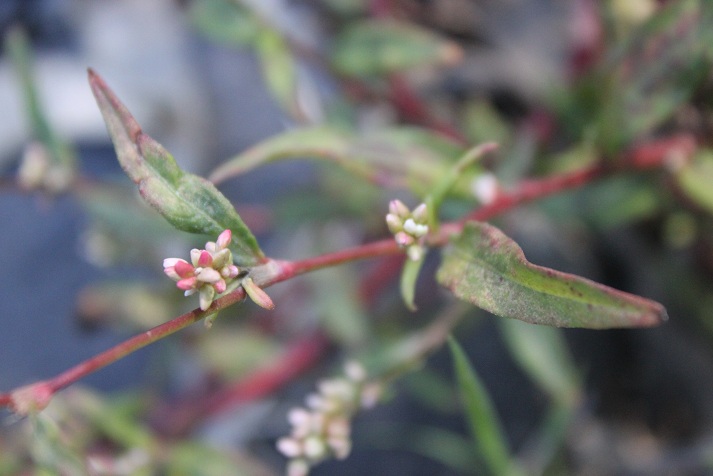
[
  {"x1": 330, "y1": 19, "x2": 461, "y2": 77},
  {"x1": 596, "y1": 0, "x2": 713, "y2": 152},
  {"x1": 498, "y1": 319, "x2": 580, "y2": 405},
  {"x1": 448, "y1": 337, "x2": 520, "y2": 476},
  {"x1": 210, "y1": 126, "x2": 468, "y2": 197},
  {"x1": 366, "y1": 422, "x2": 480, "y2": 474},
  {"x1": 255, "y1": 28, "x2": 300, "y2": 117},
  {"x1": 30, "y1": 413, "x2": 85, "y2": 476},
  {"x1": 189, "y1": 0, "x2": 261, "y2": 45},
  {"x1": 311, "y1": 261, "x2": 369, "y2": 348},
  {"x1": 209, "y1": 126, "x2": 362, "y2": 182},
  {"x1": 425, "y1": 142, "x2": 497, "y2": 228},
  {"x1": 165, "y1": 442, "x2": 272, "y2": 476},
  {"x1": 403, "y1": 368, "x2": 458, "y2": 414},
  {"x1": 197, "y1": 328, "x2": 277, "y2": 379},
  {"x1": 540, "y1": 175, "x2": 660, "y2": 230},
  {"x1": 437, "y1": 221, "x2": 668, "y2": 328},
  {"x1": 77, "y1": 283, "x2": 174, "y2": 330},
  {"x1": 6, "y1": 26, "x2": 75, "y2": 186},
  {"x1": 518, "y1": 403, "x2": 575, "y2": 475},
  {"x1": 400, "y1": 254, "x2": 425, "y2": 311},
  {"x1": 88, "y1": 70, "x2": 264, "y2": 266},
  {"x1": 676, "y1": 150, "x2": 713, "y2": 215},
  {"x1": 464, "y1": 100, "x2": 512, "y2": 147}
]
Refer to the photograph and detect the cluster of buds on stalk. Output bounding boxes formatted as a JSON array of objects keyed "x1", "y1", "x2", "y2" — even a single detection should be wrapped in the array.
[
  {"x1": 386, "y1": 200, "x2": 429, "y2": 261},
  {"x1": 163, "y1": 229, "x2": 240, "y2": 311},
  {"x1": 276, "y1": 362, "x2": 382, "y2": 476}
]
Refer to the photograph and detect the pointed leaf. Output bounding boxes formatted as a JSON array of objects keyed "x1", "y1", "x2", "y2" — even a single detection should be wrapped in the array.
[
  {"x1": 209, "y1": 126, "x2": 470, "y2": 197},
  {"x1": 437, "y1": 221, "x2": 667, "y2": 328},
  {"x1": 88, "y1": 69, "x2": 264, "y2": 266},
  {"x1": 448, "y1": 337, "x2": 521, "y2": 476}
]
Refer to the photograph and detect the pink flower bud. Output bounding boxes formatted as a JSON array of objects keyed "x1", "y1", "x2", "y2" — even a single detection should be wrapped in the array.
[
  {"x1": 197, "y1": 250, "x2": 213, "y2": 267},
  {"x1": 394, "y1": 231, "x2": 415, "y2": 247},
  {"x1": 389, "y1": 199, "x2": 410, "y2": 219},
  {"x1": 217, "y1": 229, "x2": 232, "y2": 249},
  {"x1": 213, "y1": 279, "x2": 227, "y2": 294},
  {"x1": 177, "y1": 277, "x2": 198, "y2": 291},
  {"x1": 174, "y1": 259, "x2": 195, "y2": 278}
]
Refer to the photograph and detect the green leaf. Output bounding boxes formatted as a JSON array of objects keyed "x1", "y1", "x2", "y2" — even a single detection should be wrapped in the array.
[
  {"x1": 88, "y1": 69, "x2": 264, "y2": 266},
  {"x1": 7, "y1": 26, "x2": 75, "y2": 182},
  {"x1": 425, "y1": 142, "x2": 497, "y2": 228},
  {"x1": 188, "y1": 0, "x2": 261, "y2": 46},
  {"x1": 330, "y1": 19, "x2": 462, "y2": 77},
  {"x1": 400, "y1": 254, "x2": 425, "y2": 311},
  {"x1": 498, "y1": 319, "x2": 581, "y2": 405},
  {"x1": 255, "y1": 28, "x2": 300, "y2": 117},
  {"x1": 209, "y1": 126, "x2": 468, "y2": 197},
  {"x1": 676, "y1": 150, "x2": 713, "y2": 215},
  {"x1": 448, "y1": 336, "x2": 521, "y2": 476},
  {"x1": 437, "y1": 221, "x2": 668, "y2": 328}
]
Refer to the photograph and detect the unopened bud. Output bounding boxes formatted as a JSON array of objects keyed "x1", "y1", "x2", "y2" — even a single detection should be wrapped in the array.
[
  {"x1": 389, "y1": 199, "x2": 411, "y2": 219},
  {"x1": 242, "y1": 277, "x2": 275, "y2": 310}
]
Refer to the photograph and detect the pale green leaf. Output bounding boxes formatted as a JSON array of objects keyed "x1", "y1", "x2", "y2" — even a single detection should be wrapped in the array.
[
  {"x1": 255, "y1": 28, "x2": 299, "y2": 116},
  {"x1": 498, "y1": 319, "x2": 580, "y2": 405},
  {"x1": 188, "y1": 0, "x2": 261, "y2": 45},
  {"x1": 676, "y1": 150, "x2": 713, "y2": 215},
  {"x1": 209, "y1": 126, "x2": 468, "y2": 197},
  {"x1": 437, "y1": 221, "x2": 667, "y2": 328},
  {"x1": 448, "y1": 337, "x2": 521, "y2": 476},
  {"x1": 330, "y1": 19, "x2": 462, "y2": 77},
  {"x1": 400, "y1": 254, "x2": 425, "y2": 311},
  {"x1": 88, "y1": 69, "x2": 264, "y2": 266}
]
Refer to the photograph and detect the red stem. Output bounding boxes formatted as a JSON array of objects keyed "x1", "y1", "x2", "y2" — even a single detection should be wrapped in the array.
[{"x1": 0, "y1": 132, "x2": 694, "y2": 410}]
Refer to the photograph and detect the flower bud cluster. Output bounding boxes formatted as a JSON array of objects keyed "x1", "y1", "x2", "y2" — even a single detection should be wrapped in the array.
[
  {"x1": 163, "y1": 229, "x2": 240, "y2": 311},
  {"x1": 386, "y1": 200, "x2": 429, "y2": 261},
  {"x1": 276, "y1": 362, "x2": 381, "y2": 476}
]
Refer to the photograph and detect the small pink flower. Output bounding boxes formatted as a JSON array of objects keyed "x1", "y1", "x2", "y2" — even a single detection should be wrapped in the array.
[{"x1": 162, "y1": 230, "x2": 241, "y2": 311}]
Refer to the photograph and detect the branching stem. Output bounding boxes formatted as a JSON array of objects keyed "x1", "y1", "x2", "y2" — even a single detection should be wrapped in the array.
[{"x1": 0, "y1": 132, "x2": 695, "y2": 412}]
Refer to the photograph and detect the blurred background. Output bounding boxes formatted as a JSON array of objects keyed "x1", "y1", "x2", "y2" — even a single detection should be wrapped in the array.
[{"x1": 2, "y1": 0, "x2": 713, "y2": 474}]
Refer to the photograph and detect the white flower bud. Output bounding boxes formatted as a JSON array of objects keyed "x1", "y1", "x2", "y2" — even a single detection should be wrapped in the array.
[
  {"x1": 303, "y1": 436, "x2": 327, "y2": 459},
  {"x1": 411, "y1": 203, "x2": 428, "y2": 223},
  {"x1": 287, "y1": 459, "x2": 310, "y2": 476},
  {"x1": 277, "y1": 437, "x2": 303, "y2": 458},
  {"x1": 471, "y1": 173, "x2": 499, "y2": 205},
  {"x1": 389, "y1": 199, "x2": 411, "y2": 219},
  {"x1": 344, "y1": 361, "x2": 366, "y2": 382},
  {"x1": 288, "y1": 408, "x2": 311, "y2": 428},
  {"x1": 328, "y1": 436, "x2": 352, "y2": 460},
  {"x1": 385, "y1": 213, "x2": 403, "y2": 234},
  {"x1": 403, "y1": 218, "x2": 428, "y2": 238}
]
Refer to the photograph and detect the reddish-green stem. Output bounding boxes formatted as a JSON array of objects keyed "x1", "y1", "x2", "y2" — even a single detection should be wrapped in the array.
[{"x1": 0, "y1": 132, "x2": 695, "y2": 412}]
